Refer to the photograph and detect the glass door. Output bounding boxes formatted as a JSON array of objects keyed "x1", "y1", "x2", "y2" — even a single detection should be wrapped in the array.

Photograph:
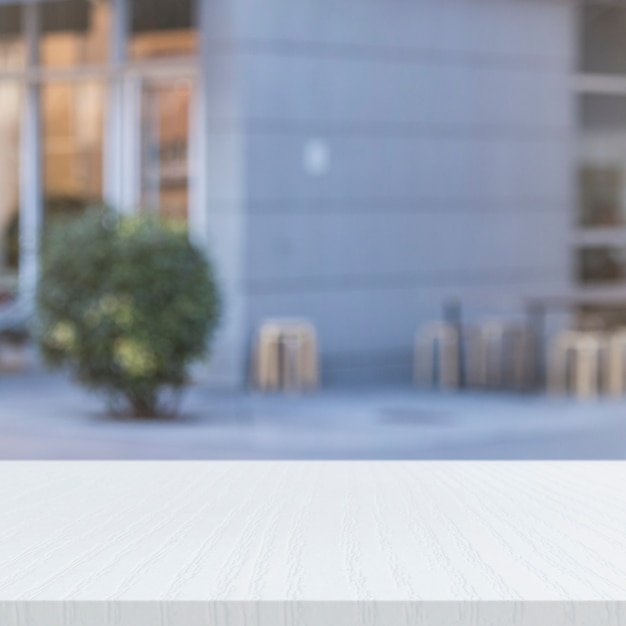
[
  {"x1": 138, "y1": 78, "x2": 193, "y2": 227},
  {"x1": 0, "y1": 82, "x2": 21, "y2": 300},
  {"x1": 41, "y1": 80, "x2": 105, "y2": 227}
]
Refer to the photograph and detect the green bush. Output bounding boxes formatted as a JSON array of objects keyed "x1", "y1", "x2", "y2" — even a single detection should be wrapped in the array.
[
  {"x1": 36, "y1": 207, "x2": 221, "y2": 418},
  {"x1": 7, "y1": 194, "x2": 100, "y2": 269}
]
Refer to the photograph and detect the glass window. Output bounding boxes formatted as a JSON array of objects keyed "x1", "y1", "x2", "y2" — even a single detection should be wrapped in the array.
[
  {"x1": 139, "y1": 81, "x2": 191, "y2": 226},
  {"x1": 41, "y1": 82, "x2": 105, "y2": 229},
  {"x1": 129, "y1": 0, "x2": 197, "y2": 60},
  {"x1": 578, "y1": 246, "x2": 626, "y2": 284},
  {"x1": 0, "y1": 83, "x2": 21, "y2": 299},
  {"x1": 40, "y1": 0, "x2": 110, "y2": 67},
  {"x1": 0, "y1": 4, "x2": 24, "y2": 72},
  {"x1": 580, "y1": 4, "x2": 626, "y2": 75},
  {"x1": 577, "y1": 305, "x2": 626, "y2": 332},
  {"x1": 578, "y1": 94, "x2": 626, "y2": 227}
]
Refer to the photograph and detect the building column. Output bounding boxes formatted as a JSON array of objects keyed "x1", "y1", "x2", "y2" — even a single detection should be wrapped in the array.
[
  {"x1": 18, "y1": 2, "x2": 41, "y2": 308},
  {"x1": 188, "y1": 0, "x2": 208, "y2": 251},
  {"x1": 197, "y1": 0, "x2": 249, "y2": 389},
  {"x1": 104, "y1": 0, "x2": 137, "y2": 214}
]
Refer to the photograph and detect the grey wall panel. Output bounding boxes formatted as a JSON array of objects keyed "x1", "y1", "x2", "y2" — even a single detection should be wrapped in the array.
[
  {"x1": 245, "y1": 210, "x2": 570, "y2": 282},
  {"x1": 231, "y1": 0, "x2": 575, "y2": 385},
  {"x1": 245, "y1": 135, "x2": 573, "y2": 200},
  {"x1": 234, "y1": 0, "x2": 573, "y2": 61},
  {"x1": 244, "y1": 56, "x2": 572, "y2": 130}
]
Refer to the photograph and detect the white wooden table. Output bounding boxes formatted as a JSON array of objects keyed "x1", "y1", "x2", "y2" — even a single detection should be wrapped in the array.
[{"x1": 0, "y1": 462, "x2": 625, "y2": 625}]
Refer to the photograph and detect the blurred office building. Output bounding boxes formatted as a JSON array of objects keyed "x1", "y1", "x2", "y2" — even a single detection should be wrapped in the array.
[{"x1": 0, "y1": 0, "x2": 621, "y2": 386}]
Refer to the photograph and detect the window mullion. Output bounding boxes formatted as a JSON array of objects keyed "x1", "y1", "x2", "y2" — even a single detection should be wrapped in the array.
[
  {"x1": 18, "y1": 2, "x2": 42, "y2": 306},
  {"x1": 104, "y1": 0, "x2": 128, "y2": 209}
]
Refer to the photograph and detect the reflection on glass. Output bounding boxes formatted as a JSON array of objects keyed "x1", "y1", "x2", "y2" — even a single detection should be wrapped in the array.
[
  {"x1": 579, "y1": 167, "x2": 624, "y2": 227},
  {"x1": 0, "y1": 5, "x2": 24, "y2": 71},
  {"x1": 578, "y1": 247, "x2": 626, "y2": 284},
  {"x1": 41, "y1": 82, "x2": 105, "y2": 229},
  {"x1": 0, "y1": 83, "x2": 21, "y2": 299},
  {"x1": 140, "y1": 81, "x2": 191, "y2": 226},
  {"x1": 578, "y1": 305, "x2": 626, "y2": 333},
  {"x1": 129, "y1": 0, "x2": 197, "y2": 60},
  {"x1": 579, "y1": 94, "x2": 626, "y2": 227},
  {"x1": 580, "y1": 4, "x2": 626, "y2": 75},
  {"x1": 40, "y1": 0, "x2": 110, "y2": 67}
]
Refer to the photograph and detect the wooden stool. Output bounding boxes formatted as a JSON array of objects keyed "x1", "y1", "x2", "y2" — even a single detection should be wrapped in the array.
[
  {"x1": 253, "y1": 323, "x2": 282, "y2": 390},
  {"x1": 415, "y1": 322, "x2": 460, "y2": 390},
  {"x1": 504, "y1": 325, "x2": 535, "y2": 391},
  {"x1": 466, "y1": 321, "x2": 505, "y2": 389},
  {"x1": 604, "y1": 329, "x2": 626, "y2": 397},
  {"x1": 252, "y1": 319, "x2": 319, "y2": 391},
  {"x1": 548, "y1": 331, "x2": 604, "y2": 400},
  {"x1": 466, "y1": 322, "x2": 534, "y2": 391}
]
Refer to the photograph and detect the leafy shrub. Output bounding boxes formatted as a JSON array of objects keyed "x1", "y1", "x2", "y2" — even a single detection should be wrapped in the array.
[
  {"x1": 7, "y1": 195, "x2": 100, "y2": 269},
  {"x1": 36, "y1": 207, "x2": 221, "y2": 418}
]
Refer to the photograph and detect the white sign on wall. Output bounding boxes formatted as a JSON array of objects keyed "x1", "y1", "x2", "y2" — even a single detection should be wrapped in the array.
[{"x1": 303, "y1": 138, "x2": 330, "y2": 177}]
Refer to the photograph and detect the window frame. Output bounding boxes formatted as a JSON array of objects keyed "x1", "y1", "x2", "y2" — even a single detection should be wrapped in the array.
[
  {"x1": 0, "y1": 0, "x2": 204, "y2": 305},
  {"x1": 574, "y1": 2, "x2": 626, "y2": 293}
]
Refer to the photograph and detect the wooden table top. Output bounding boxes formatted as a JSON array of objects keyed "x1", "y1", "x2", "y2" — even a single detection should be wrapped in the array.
[{"x1": 0, "y1": 462, "x2": 625, "y2": 625}]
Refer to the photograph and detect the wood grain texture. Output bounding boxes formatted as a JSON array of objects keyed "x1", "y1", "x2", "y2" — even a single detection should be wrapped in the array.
[{"x1": 0, "y1": 462, "x2": 626, "y2": 624}]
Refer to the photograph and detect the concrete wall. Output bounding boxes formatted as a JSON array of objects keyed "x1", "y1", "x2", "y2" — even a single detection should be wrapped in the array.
[
  {"x1": 197, "y1": 0, "x2": 249, "y2": 387},
  {"x1": 213, "y1": 0, "x2": 577, "y2": 386}
]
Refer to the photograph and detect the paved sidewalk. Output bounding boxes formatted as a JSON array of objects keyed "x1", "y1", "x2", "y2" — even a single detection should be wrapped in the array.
[{"x1": 2, "y1": 372, "x2": 626, "y2": 458}]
